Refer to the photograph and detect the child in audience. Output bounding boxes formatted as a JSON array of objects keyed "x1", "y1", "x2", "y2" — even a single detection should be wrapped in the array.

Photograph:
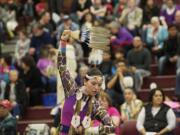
[{"x1": 15, "y1": 30, "x2": 30, "y2": 66}]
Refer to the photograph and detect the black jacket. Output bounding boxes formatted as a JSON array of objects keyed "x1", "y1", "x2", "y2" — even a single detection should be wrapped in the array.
[
  {"x1": 4, "y1": 80, "x2": 28, "y2": 116},
  {"x1": 144, "y1": 103, "x2": 170, "y2": 132}
]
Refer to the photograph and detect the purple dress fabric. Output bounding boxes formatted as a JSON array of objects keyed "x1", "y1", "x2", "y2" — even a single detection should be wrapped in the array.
[
  {"x1": 161, "y1": 5, "x2": 180, "y2": 25},
  {"x1": 61, "y1": 95, "x2": 88, "y2": 126}
]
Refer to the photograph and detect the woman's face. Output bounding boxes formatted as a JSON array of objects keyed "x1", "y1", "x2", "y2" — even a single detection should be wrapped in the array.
[
  {"x1": 19, "y1": 32, "x2": 26, "y2": 40},
  {"x1": 128, "y1": 0, "x2": 136, "y2": 9},
  {"x1": 166, "y1": 0, "x2": 174, "y2": 8},
  {"x1": 85, "y1": 14, "x2": 92, "y2": 22},
  {"x1": 99, "y1": 97, "x2": 109, "y2": 109},
  {"x1": 152, "y1": 90, "x2": 163, "y2": 106},
  {"x1": 124, "y1": 89, "x2": 134, "y2": 102},
  {"x1": 169, "y1": 27, "x2": 177, "y2": 37},
  {"x1": 147, "y1": 0, "x2": 154, "y2": 7},
  {"x1": 151, "y1": 20, "x2": 160, "y2": 29},
  {"x1": 84, "y1": 76, "x2": 102, "y2": 96}
]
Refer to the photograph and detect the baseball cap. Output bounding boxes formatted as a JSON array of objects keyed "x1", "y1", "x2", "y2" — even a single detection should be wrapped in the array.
[{"x1": 62, "y1": 15, "x2": 70, "y2": 21}]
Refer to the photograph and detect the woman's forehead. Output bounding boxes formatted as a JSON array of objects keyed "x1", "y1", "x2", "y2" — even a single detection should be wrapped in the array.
[{"x1": 89, "y1": 76, "x2": 103, "y2": 83}]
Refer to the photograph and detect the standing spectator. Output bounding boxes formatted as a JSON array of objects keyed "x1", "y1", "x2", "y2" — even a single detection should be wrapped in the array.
[
  {"x1": 14, "y1": 29, "x2": 30, "y2": 66},
  {"x1": 108, "y1": 21, "x2": 133, "y2": 53},
  {"x1": 127, "y1": 37, "x2": 151, "y2": 91},
  {"x1": 0, "y1": 100, "x2": 17, "y2": 135},
  {"x1": 70, "y1": 0, "x2": 92, "y2": 23},
  {"x1": 20, "y1": 55, "x2": 43, "y2": 106},
  {"x1": 158, "y1": 24, "x2": 180, "y2": 75},
  {"x1": 121, "y1": 87, "x2": 143, "y2": 122},
  {"x1": 29, "y1": 23, "x2": 53, "y2": 61},
  {"x1": 146, "y1": 17, "x2": 168, "y2": 58},
  {"x1": 136, "y1": 88, "x2": 176, "y2": 135},
  {"x1": 142, "y1": 0, "x2": 160, "y2": 25},
  {"x1": 161, "y1": 0, "x2": 180, "y2": 25},
  {"x1": 4, "y1": 70, "x2": 28, "y2": 118},
  {"x1": 119, "y1": 0, "x2": 143, "y2": 36}
]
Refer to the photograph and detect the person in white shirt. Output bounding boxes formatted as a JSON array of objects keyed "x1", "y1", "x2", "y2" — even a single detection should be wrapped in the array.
[{"x1": 136, "y1": 88, "x2": 176, "y2": 135}]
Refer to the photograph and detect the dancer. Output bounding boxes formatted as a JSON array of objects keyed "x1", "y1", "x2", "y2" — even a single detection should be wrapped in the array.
[{"x1": 58, "y1": 30, "x2": 115, "y2": 135}]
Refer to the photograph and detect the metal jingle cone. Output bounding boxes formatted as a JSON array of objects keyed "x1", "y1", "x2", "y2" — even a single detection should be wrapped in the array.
[
  {"x1": 91, "y1": 27, "x2": 110, "y2": 35},
  {"x1": 89, "y1": 43, "x2": 110, "y2": 51},
  {"x1": 90, "y1": 35, "x2": 110, "y2": 43}
]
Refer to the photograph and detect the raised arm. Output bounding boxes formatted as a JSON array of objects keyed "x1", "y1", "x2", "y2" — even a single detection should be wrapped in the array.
[{"x1": 57, "y1": 30, "x2": 78, "y2": 98}]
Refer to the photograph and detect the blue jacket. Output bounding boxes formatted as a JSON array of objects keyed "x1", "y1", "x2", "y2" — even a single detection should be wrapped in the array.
[{"x1": 146, "y1": 26, "x2": 168, "y2": 49}]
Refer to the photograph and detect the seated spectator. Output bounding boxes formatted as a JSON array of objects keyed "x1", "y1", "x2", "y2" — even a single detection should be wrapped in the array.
[
  {"x1": 5, "y1": 4, "x2": 18, "y2": 38},
  {"x1": 127, "y1": 37, "x2": 151, "y2": 91},
  {"x1": 111, "y1": 48, "x2": 126, "y2": 74},
  {"x1": 56, "y1": 15, "x2": 79, "y2": 40},
  {"x1": 160, "y1": 0, "x2": 180, "y2": 25},
  {"x1": 37, "y1": 45, "x2": 57, "y2": 92},
  {"x1": 20, "y1": 55, "x2": 43, "y2": 106},
  {"x1": 0, "y1": 19, "x2": 7, "y2": 46},
  {"x1": 176, "y1": 67, "x2": 180, "y2": 100},
  {"x1": 175, "y1": 10, "x2": 180, "y2": 32},
  {"x1": 0, "y1": 100, "x2": 17, "y2": 135},
  {"x1": 90, "y1": 0, "x2": 107, "y2": 19},
  {"x1": 119, "y1": 0, "x2": 142, "y2": 36},
  {"x1": 146, "y1": 17, "x2": 168, "y2": 58},
  {"x1": 15, "y1": 29, "x2": 30, "y2": 66},
  {"x1": 70, "y1": 0, "x2": 92, "y2": 23},
  {"x1": 86, "y1": 91, "x2": 121, "y2": 135},
  {"x1": 39, "y1": 11, "x2": 55, "y2": 33},
  {"x1": 23, "y1": 0, "x2": 35, "y2": 18},
  {"x1": 107, "y1": 61, "x2": 134, "y2": 107},
  {"x1": 142, "y1": 0, "x2": 160, "y2": 25},
  {"x1": 136, "y1": 88, "x2": 176, "y2": 135},
  {"x1": 121, "y1": 87, "x2": 143, "y2": 122},
  {"x1": 158, "y1": 24, "x2": 180, "y2": 75},
  {"x1": 113, "y1": 0, "x2": 128, "y2": 18},
  {"x1": 99, "y1": 51, "x2": 113, "y2": 78},
  {"x1": 29, "y1": 23, "x2": 53, "y2": 61},
  {"x1": 108, "y1": 21, "x2": 133, "y2": 53},
  {"x1": 0, "y1": 54, "x2": 14, "y2": 83},
  {"x1": 35, "y1": 1, "x2": 47, "y2": 16},
  {"x1": 4, "y1": 70, "x2": 28, "y2": 118},
  {"x1": 75, "y1": 65, "x2": 89, "y2": 87},
  {"x1": 0, "y1": 80, "x2": 6, "y2": 100}
]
